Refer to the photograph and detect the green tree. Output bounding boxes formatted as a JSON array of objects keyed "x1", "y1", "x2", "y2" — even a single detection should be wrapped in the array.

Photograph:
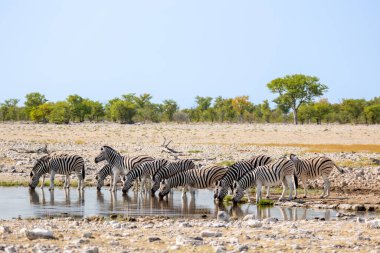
[
  {"x1": 340, "y1": 99, "x2": 366, "y2": 124},
  {"x1": 47, "y1": 101, "x2": 71, "y2": 124},
  {"x1": 83, "y1": 100, "x2": 105, "y2": 122},
  {"x1": 24, "y1": 92, "x2": 47, "y2": 119},
  {"x1": 213, "y1": 97, "x2": 236, "y2": 122},
  {"x1": 161, "y1": 99, "x2": 178, "y2": 121},
  {"x1": 66, "y1": 94, "x2": 91, "y2": 122},
  {"x1": 364, "y1": 104, "x2": 380, "y2": 124},
  {"x1": 109, "y1": 100, "x2": 136, "y2": 124},
  {"x1": 231, "y1": 96, "x2": 253, "y2": 122},
  {"x1": 267, "y1": 74, "x2": 328, "y2": 124},
  {"x1": 30, "y1": 103, "x2": 53, "y2": 123},
  {"x1": 260, "y1": 100, "x2": 272, "y2": 123},
  {"x1": 313, "y1": 99, "x2": 331, "y2": 124},
  {"x1": 298, "y1": 103, "x2": 315, "y2": 124},
  {"x1": 0, "y1": 99, "x2": 20, "y2": 121}
]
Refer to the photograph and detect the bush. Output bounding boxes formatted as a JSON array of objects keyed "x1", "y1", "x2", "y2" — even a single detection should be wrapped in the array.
[{"x1": 172, "y1": 111, "x2": 189, "y2": 123}]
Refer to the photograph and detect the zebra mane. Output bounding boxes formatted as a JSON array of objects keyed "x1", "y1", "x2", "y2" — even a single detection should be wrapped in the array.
[{"x1": 102, "y1": 145, "x2": 122, "y2": 156}]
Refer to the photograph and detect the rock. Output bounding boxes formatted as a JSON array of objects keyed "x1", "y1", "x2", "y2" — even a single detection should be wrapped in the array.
[
  {"x1": 83, "y1": 247, "x2": 99, "y2": 253},
  {"x1": 176, "y1": 236, "x2": 203, "y2": 246},
  {"x1": 353, "y1": 204, "x2": 366, "y2": 211},
  {"x1": 367, "y1": 219, "x2": 380, "y2": 229},
  {"x1": 292, "y1": 244, "x2": 302, "y2": 250},
  {"x1": 109, "y1": 240, "x2": 119, "y2": 246},
  {"x1": 338, "y1": 204, "x2": 352, "y2": 211},
  {"x1": 179, "y1": 222, "x2": 192, "y2": 228},
  {"x1": 357, "y1": 217, "x2": 366, "y2": 223},
  {"x1": 217, "y1": 211, "x2": 229, "y2": 222},
  {"x1": 168, "y1": 245, "x2": 180, "y2": 251},
  {"x1": 200, "y1": 231, "x2": 222, "y2": 237},
  {"x1": 74, "y1": 238, "x2": 89, "y2": 245},
  {"x1": 263, "y1": 218, "x2": 278, "y2": 224},
  {"x1": 237, "y1": 244, "x2": 249, "y2": 252},
  {"x1": 0, "y1": 226, "x2": 11, "y2": 234},
  {"x1": 213, "y1": 245, "x2": 226, "y2": 253},
  {"x1": 25, "y1": 228, "x2": 54, "y2": 240},
  {"x1": 5, "y1": 246, "x2": 16, "y2": 253},
  {"x1": 83, "y1": 232, "x2": 93, "y2": 238},
  {"x1": 243, "y1": 214, "x2": 255, "y2": 221},
  {"x1": 246, "y1": 220, "x2": 262, "y2": 228},
  {"x1": 148, "y1": 237, "x2": 161, "y2": 242}
]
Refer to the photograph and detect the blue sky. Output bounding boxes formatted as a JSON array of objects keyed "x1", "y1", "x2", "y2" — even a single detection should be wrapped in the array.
[{"x1": 0, "y1": 0, "x2": 379, "y2": 108}]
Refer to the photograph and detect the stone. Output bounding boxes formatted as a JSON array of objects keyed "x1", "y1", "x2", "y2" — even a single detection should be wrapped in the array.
[
  {"x1": 109, "y1": 240, "x2": 119, "y2": 246},
  {"x1": 237, "y1": 244, "x2": 249, "y2": 252},
  {"x1": 148, "y1": 237, "x2": 161, "y2": 242},
  {"x1": 217, "y1": 211, "x2": 230, "y2": 222},
  {"x1": 25, "y1": 228, "x2": 54, "y2": 240},
  {"x1": 263, "y1": 218, "x2": 278, "y2": 224},
  {"x1": 176, "y1": 236, "x2": 203, "y2": 246},
  {"x1": 0, "y1": 226, "x2": 11, "y2": 234},
  {"x1": 357, "y1": 217, "x2": 366, "y2": 223},
  {"x1": 213, "y1": 245, "x2": 226, "y2": 253},
  {"x1": 246, "y1": 220, "x2": 262, "y2": 228},
  {"x1": 179, "y1": 222, "x2": 192, "y2": 228},
  {"x1": 83, "y1": 232, "x2": 93, "y2": 238},
  {"x1": 243, "y1": 214, "x2": 255, "y2": 221},
  {"x1": 5, "y1": 246, "x2": 16, "y2": 253},
  {"x1": 200, "y1": 230, "x2": 222, "y2": 237},
  {"x1": 367, "y1": 219, "x2": 380, "y2": 229},
  {"x1": 83, "y1": 247, "x2": 99, "y2": 253},
  {"x1": 353, "y1": 204, "x2": 366, "y2": 211}
]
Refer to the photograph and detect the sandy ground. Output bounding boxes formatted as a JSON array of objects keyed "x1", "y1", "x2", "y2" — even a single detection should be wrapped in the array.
[{"x1": 1, "y1": 123, "x2": 380, "y2": 252}]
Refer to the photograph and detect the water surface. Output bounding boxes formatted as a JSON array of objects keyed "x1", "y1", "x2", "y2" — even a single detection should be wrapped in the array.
[{"x1": 0, "y1": 187, "x2": 359, "y2": 220}]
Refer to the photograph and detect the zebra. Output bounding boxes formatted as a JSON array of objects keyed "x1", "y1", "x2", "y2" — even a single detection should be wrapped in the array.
[
  {"x1": 94, "y1": 145, "x2": 154, "y2": 191},
  {"x1": 214, "y1": 155, "x2": 272, "y2": 202},
  {"x1": 159, "y1": 165, "x2": 228, "y2": 198},
  {"x1": 29, "y1": 154, "x2": 85, "y2": 191},
  {"x1": 289, "y1": 154, "x2": 344, "y2": 199},
  {"x1": 232, "y1": 158, "x2": 295, "y2": 204},
  {"x1": 121, "y1": 158, "x2": 169, "y2": 194},
  {"x1": 151, "y1": 159, "x2": 195, "y2": 195},
  {"x1": 95, "y1": 164, "x2": 127, "y2": 191}
]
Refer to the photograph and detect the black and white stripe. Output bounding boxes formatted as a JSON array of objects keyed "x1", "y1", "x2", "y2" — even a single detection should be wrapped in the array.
[
  {"x1": 290, "y1": 154, "x2": 344, "y2": 198},
  {"x1": 151, "y1": 159, "x2": 195, "y2": 195},
  {"x1": 95, "y1": 164, "x2": 126, "y2": 191},
  {"x1": 232, "y1": 158, "x2": 295, "y2": 204},
  {"x1": 159, "y1": 165, "x2": 228, "y2": 198},
  {"x1": 94, "y1": 145, "x2": 154, "y2": 191},
  {"x1": 214, "y1": 155, "x2": 272, "y2": 201},
  {"x1": 122, "y1": 158, "x2": 169, "y2": 194},
  {"x1": 29, "y1": 154, "x2": 85, "y2": 190}
]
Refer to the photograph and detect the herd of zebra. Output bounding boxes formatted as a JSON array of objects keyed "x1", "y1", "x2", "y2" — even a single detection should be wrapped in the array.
[{"x1": 29, "y1": 145, "x2": 345, "y2": 204}]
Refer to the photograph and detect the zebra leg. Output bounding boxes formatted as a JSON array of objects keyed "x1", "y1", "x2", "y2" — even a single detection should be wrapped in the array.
[
  {"x1": 182, "y1": 186, "x2": 188, "y2": 199},
  {"x1": 256, "y1": 183, "x2": 262, "y2": 204},
  {"x1": 321, "y1": 177, "x2": 330, "y2": 198},
  {"x1": 286, "y1": 175, "x2": 293, "y2": 200},
  {"x1": 279, "y1": 178, "x2": 288, "y2": 201},
  {"x1": 40, "y1": 174, "x2": 45, "y2": 189},
  {"x1": 189, "y1": 187, "x2": 195, "y2": 198},
  {"x1": 65, "y1": 174, "x2": 71, "y2": 189},
  {"x1": 265, "y1": 186, "x2": 270, "y2": 199},
  {"x1": 302, "y1": 177, "x2": 308, "y2": 198},
  {"x1": 112, "y1": 171, "x2": 120, "y2": 192},
  {"x1": 109, "y1": 176, "x2": 113, "y2": 191},
  {"x1": 293, "y1": 175, "x2": 297, "y2": 199},
  {"x1": 49, "y1": 171, "x2": 56, "y2": 191}
]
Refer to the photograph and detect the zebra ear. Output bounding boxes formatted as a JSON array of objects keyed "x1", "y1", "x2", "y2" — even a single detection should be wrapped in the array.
[{"x1": 290, "y1": 154, "x2": 298, "y2": 160}]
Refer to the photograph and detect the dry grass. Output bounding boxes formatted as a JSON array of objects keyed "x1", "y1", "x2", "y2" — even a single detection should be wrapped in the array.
[{"x1": 241, "y1": 143, "x2": 380, "y2": 154}]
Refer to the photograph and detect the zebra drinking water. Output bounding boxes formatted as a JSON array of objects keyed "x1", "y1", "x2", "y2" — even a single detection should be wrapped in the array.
[
  {"x1": 232, "y1": 158, "x2": 295, "y2": 204},
  {"x1": 95, "y1": 164, "x2": 126, "y2": 191},
  {"x1": 214, "y1": 155, "x2": 272, "y2": 202},
  {"x1": 29, "y1": 154, "x2": 85, "y2": 191},
  {"x1": 121, "y1": 158, "x2": 169, "y2": 194},
  {"x1": 290, "y1": 154, "x2": 344, "y2": 198},
  {"x1": 151, "y1": 159, "x2": 195, "y2": 195},
  {"x1": 159, "y1": 165, "x2": 228, "y2": 198},
  {"x1": 94, "y1": 145, "x2": 154, "y2": 191}
]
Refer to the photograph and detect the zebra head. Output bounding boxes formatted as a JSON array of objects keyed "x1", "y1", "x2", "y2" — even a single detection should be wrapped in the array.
[
  {"x1": 216, "y1": 180, "x2": 229, "y2": 202},
  {"x1": 158, "y1": 179, "x2": 170, "y2": 199},
  {"x1": 95, "y1": 146, "x2": 117, "y2": 164},
  {"x1": 151, "y1": 177, "x2": 161, "y2": 196},
  {"x1": 122, "y1": 177, "x2": 133, "y2": 195},
  {"x1": 95, "y1": 173, "x2": 105, "y2": 191},
  {"x1": 289, "y1": 154, "x2": 299, "y2": 162},
  {"x1": 232, "y1": 181, "x2": 244, "y2": 205},
  {"x1": 29, "y1": 157, "x2": 48, "y2": 189}
]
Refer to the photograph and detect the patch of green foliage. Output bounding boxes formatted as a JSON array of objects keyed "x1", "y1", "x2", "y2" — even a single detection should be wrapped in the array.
[
  {"x1": 257, "y1": 199, "x2": 274, "y2": 206},
  {"x1": 223, "y1": 194, "x2": 248, "y2": 205},
  {"x1": 217, "y1": 160, "x2": 235, "y2": 167},
  {"x1": 188, "y1": 150, "x2": 203, "y2": 154}
]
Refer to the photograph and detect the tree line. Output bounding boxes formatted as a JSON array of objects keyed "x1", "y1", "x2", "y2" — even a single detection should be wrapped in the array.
[{"x1": 1, "y1": 74, "x2": 379, "y2": 124}]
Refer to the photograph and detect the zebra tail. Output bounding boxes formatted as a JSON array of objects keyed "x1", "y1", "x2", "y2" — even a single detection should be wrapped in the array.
[
  {"x1": 82, "y1": 165, "x2": 86, "y2": 180},
  {"x1": 294, "y1": 174, "x2": 299, "y2": 189},
  {"x1": 334, "y1": 162, "x2": 345, "y2": 174}
]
